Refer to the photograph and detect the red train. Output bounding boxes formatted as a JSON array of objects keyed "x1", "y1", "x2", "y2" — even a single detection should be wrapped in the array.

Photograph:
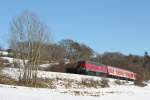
[{"x1": 76, "y1": 61, "x2": 137, "y2": 80}]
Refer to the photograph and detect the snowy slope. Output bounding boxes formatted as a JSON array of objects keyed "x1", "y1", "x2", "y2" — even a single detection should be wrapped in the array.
[
  {"x1": 2, "y1": 67, "x2": 133, "y2": 89},
  {"x1": 1, "y1": 65, "x2": 150, "y2": 99},
  {"x1": 1, "y1": 57, "x2": 150, "y2": 99}
]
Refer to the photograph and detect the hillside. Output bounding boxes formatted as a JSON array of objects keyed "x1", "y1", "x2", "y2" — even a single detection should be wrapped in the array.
[{"x1": 0, "y1": 53, "x2": 150, "y2": 100}]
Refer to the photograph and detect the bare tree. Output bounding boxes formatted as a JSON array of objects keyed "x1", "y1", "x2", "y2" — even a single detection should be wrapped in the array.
[
  {"x1": 49, "y1": 44, "x2": 65, "y2": 62},
  {"x1": 59, "y1": 39, "x2": 75, "y2": 60},
  {"x1": 10, "y1": 11, "x2": 51, "y2": 86},
  {"x1": 59, "y1": 39, "x2": 93, "y2": 62},
  {"x1": 40, "y1": 43, "x2": 65, "y2": 63}
]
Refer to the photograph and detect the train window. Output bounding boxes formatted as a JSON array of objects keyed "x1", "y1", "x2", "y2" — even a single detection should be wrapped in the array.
[
  {"x1": 88, "y1": 71, "x2": 95, "y2": 76},
  {"x1": 92, "y1": 72, "x2": 96, "y2": 76},
  {"x1": 96, "y1": 72, "x2": 100, "y2": 76}
]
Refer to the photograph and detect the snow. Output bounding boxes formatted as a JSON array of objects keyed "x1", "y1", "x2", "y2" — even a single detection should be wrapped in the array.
[
  {"x1": 40, "y1": 64, "x2": 51, "y2": 68},
  {"x1": 0, "y1": 82, "x2": 150, "y2": 100},
  {"x1": 0, "y1": 57, "x2": 28, "y2": 64},
  {"x1": 0, "y1": 85, "x2": 92, "y2": 100},
  {"x1": 0, "y1": 51, "x2": 8, "y2": 56},
  {"x1": 40, "y1": 62, "x2": 59, "y2": 68},
  {"x1": 0, "y1": 57, "x2": 14, "y2": 63}
]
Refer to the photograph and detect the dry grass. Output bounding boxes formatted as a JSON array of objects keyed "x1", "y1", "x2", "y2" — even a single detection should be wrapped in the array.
[
  {"x1": 100, "y1": 78, "x2": 109, "y2": 88},
  {"x1": 0, "y1": 75, "x2": 49, "y2": 88},
  {"x1": 114, "y1": 79, "x2": 123, "y2": 85},
  {"x1": 0, "y1": 75, "x2": 18, "y2": 85}
]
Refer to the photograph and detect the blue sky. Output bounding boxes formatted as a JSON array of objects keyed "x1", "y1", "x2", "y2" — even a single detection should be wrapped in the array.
[{"x1": 0, "y1": 0, "x2": 150, "y2": 55}]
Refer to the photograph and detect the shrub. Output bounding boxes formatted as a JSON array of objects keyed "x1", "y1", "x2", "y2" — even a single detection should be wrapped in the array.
[
  {"x1": 100, "y1": 78, "x2": 109, "y2": 88},
  {"x1": 79, "y1": 78, "x2": 108, "y2": 88},
  {"x1": 45, "y1": 62, "x2": 77, "y2": 73},
  {"x1": 134, "y1": 80, "x2": 147, "y2": 87},
  {"x1": 0, "y1": 53, "x2": 2, "y2": 57},
  {"x1": 0, "y1": 58, "x2": 9, "y2": 63},
  {"x1": 134, "y1": 76, "x2": 147, "y2": 87},
  {"x1": 17, "y1": 78, "x2": 49, "y2": 88},
  {"x1": 0, "y1": 75, "x2": 18, "y2": 85},
  {"x1": 80, "y1": 78, "x2": 93, "y2": 88},
  {"x1": 0, "y1": 58, "x2": 5, "y2": 71},
  {"x1": 134, "y1": 70, "x2": 148, "y2": 87},
  {"x1": 114, "y1": 79, "x2": 122, "y2": 85}
]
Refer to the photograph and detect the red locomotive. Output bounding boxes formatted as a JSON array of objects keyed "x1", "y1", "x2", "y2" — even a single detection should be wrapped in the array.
[{"x1": 76, "y1": 61, "x2": 137, "y2": 80}]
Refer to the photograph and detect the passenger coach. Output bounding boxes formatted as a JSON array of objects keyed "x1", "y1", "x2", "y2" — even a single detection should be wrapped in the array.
[{"x1": 76, "y1": 61, "x2": 137, "y2": 80}]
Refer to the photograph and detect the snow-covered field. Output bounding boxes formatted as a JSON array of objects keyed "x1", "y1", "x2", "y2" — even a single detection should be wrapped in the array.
[{"x1": 0, "y1": 82, "x2": 150, "y2": 100}]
